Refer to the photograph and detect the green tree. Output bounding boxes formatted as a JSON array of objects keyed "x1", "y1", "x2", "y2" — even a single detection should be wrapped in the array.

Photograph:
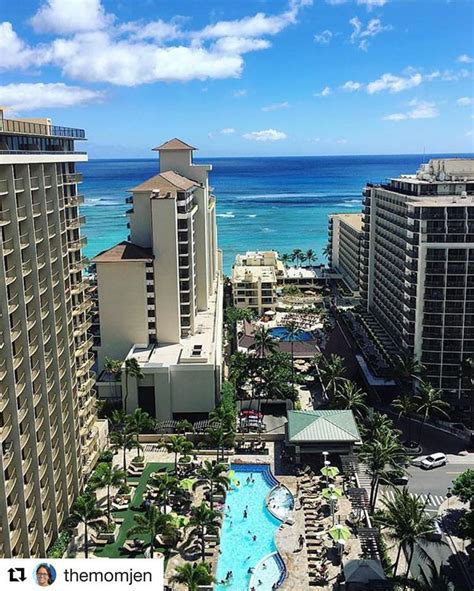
[
  {"x1": 417, "y1": 558, "x2": 453, "y2": 591},
  {"x1": 318, "y1": 353, "x2": 347, "y2": 399},
  {"x1": 197, "y1": 461, "x2": 230, "y2": 510},
  {"x1": 70, "y1": 495, "x2": 103, "y2": 558},
  {"x1": 123, "y1": 357, "x2": 144, "y2": 412},
  {"x1": 148, "y1": 472, "x2": 179, "y2": 510},
  {"x1": 110, "y1": 409, "x2": 128, "y2": 433},
  {"x1": 360, "y1": 429, "x2": 407, "y2": 511},
  {"x1": 283, "y1": 314, "x2": 302, "y2": 390},
  {"x1": 205, "y1": 424, "x2": 235, "y2": 463},
  {"x1": 458, "y1": 509, "x2": 474, "y2": 543},
  {"x1": 190, "y1": 503, "x2": 220, "y2": 562},
  {"x1": 392, "y1": 393, "x2": 418, "y2": 446},
  {"x1": 163, "y1": 435, "x2": 194, "y2": 474},
  {"x1": 291, "y1": 248, "x2": 303, "y2": 267},
  {"x1": 281, "y1": 253, "x2": 291, "y2": 267},
  {"x1": 393, "y1": 354, "x2": 425, "y2": 395},
  {"x1": 416, "y1": 381, "x2": 449, "y2": 445},
  {"x1": 452, "y1": 469, "x2": 474, "y2": 509},
  {"x1": 170, "y1": 562, "x2": 215, "y2": 591},
  {"x1": 253, "y1": 326, "x2": 278, "y2": 359},
  {"x1": 305, "y1": 249, "x2": 317, "y2": 267},
  {"x1": 103, "y1": 357, "x2": 122, "y2": 399},
  {"x1": 332, "y1": 380, "x2": 368, "y2": 419},
  {"x1": 88, "y1": 462, "x2": 126, "y2": 524},
  {"x1": 109, "y1": 429, "x2": 136, "y2": 472},
  {"x1": 227, "y1": 351, "x2": 253, "y2": 395},
  {"x1": 375, "y1": 487, "x2": 442, "y2": 581},
  {"x1": 128, "y1": 505, "x2": 177, "y2": 558},
  {"x1": 126, "y1": 408, "x2": 154, "y2": 457}
]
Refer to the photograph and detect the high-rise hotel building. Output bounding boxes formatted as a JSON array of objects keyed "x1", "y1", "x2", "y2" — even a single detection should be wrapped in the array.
[
  {"x1": 361, "y1": 158, "x2": 474, "y2": 422},
  {"x1": 94, "y1": 139, "x2": 223, "y2": 421},
  {"x1": 0, "y1": 110, "x2": 104, "y2": 557},
  {"x1": 328, "y1": 213, "x2": 363, "y2": 293}
]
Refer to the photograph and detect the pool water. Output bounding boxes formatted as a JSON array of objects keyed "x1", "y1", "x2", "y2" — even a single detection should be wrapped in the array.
[
  {"x1": 215, "y1": 465, "x2": 286, "y2": 591},
  {"x1": 269, "y1": 326, "x2": 314, "y2": 342}
]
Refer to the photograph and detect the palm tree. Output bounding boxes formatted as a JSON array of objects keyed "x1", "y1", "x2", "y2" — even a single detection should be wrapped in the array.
[
  {"x1": 416, "y1": 381, "x2": 449, "y2": 445},
  {"x1": 123, "y1": 357, "x2": 144, "y2": 412},
  {"x1": 360, "y1": 411, "x2": 397, "y2": 441},
  {"x1": 253, "y1": 326, "x2": 278, "y2": 359},
  {"x1": 305, "y1": 249, "x2": 317, "y2": 267},
  {"x1": 319, "y1": 354, "x2": 347, "y2": 399},
  {"x1": 148, "y1": 472, "x2": 179, "y2": 510},
  {"x1": 283, "y1": 315, "x2": 301, "y2": 390},
  {"x1": 128, "y1": 505, "x2": 177, "y2": 558},
  {"x1": 70, "y1": 495, "x2": 103, "y2": 558},
  {"x1": 228, "y1": 351, "x2": 253, "y2": 395},
  {"x1": 88, "y1": 462, "x2": 126, "y2": 524},
  {"x1": 127, "y1": 408, "x2": 154, "y2": 458},
  {"x1": 291, "y1": 248, "x2": 303, "y2": 267},
  {"x1": 109, "y1": 429, "x2": 136, "y2": 472},
  {"x1": 392, "y1": 393, "x2": 418, "y2": 446},
  {"x1": 393, "y1": 354, "x2": 425, "y2": 395},
  {"x1": 416, "y1": 558, "x2": 452, "y2": 591},
  {"x1": 163, "y1": 435, "x2": 194, "y2": 473},
  {"x1": 281, "y1": 253, "x2": 291, "y2": 267},
  {"x1": 360, "y1": 429, "x2": 407, "y2": 511},
  {"x1": 375, "y1": 487, "x2": 442, "y2": 582},
  {"x1": 103, "y1": 357, "x2": 122, "y2": 400},
  {"x1": 322, "y1": 244, "x2": 331, "y2": 259},
  {"x1": 110, "y1": 409, "x2": 128, "y2": 432},
  {"x1": 190, "y1": 503, "x2": 220, "y2": 562},
  {"x1": 333, "y1": 380, "x2": 368, "y2": 418},
  {"x1": 205, "y1": 424, "x2": 235, "y2": 463},
  {"x1": 170, "y1": 562, "x2": 215, "y2": 591},
  {"x1": 197, "y1": 461, "x2": 230, "y2": 510},
  {"x1": 209, "y1": 403, "x2": 235, "y2": 432}
]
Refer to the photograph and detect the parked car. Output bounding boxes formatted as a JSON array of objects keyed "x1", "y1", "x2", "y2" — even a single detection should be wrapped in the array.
[
  {"x1": 420, "y1": 452, "x2": 447, "y2": 470},
  {"x1": 411, "y1": 455, "x2": 428, "y2": 467}
]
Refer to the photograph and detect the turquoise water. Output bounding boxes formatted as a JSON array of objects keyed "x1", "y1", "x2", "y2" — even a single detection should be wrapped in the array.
[
  {"x1": 216, "y1": 465, "x2": 284, "y2": 591},
  {"x1": 270, "y1": 326, "x2": 313, "y2": 342},
  {"x1": 77, "y1": 154, "x2": 469, "y2": 274}
]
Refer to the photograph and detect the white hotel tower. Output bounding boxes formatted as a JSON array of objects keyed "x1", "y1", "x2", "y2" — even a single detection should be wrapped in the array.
[
  {"x1": 94, "y1": 139, "x2": 223, "y2": 421},
  {"x1": 0, "y1": 109, "x2": 105, "y2": 557}
]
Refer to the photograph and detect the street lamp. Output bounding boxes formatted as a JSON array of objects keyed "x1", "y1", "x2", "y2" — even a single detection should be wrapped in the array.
[
  {"x1": 446, "y1": 487, "x2": 452, "y2": 510},
  {"x1": 324, "y1": 460, "x2": 331, "y2": 486}
]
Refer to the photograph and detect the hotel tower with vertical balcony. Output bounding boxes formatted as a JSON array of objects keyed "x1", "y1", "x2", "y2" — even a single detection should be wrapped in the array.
[
  {"x1": 361, "y1": 158, "x2": 474, "y2": 426},
  {"x1": 0, "y1": 109, "x2": 105, "y2": 557}
]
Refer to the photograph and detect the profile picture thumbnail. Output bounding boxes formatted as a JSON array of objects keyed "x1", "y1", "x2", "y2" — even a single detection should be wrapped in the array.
[{"x1": 34, "y1": 563, "x2": 56, "y2": 587}]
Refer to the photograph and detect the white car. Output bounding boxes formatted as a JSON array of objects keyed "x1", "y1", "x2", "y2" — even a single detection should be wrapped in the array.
[{"x1": 420, "y1": 452, "x2": 447, "y2": 470}]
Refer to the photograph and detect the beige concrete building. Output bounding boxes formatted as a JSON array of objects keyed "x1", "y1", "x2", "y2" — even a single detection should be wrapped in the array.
[
  {"x1": 361, "y1": 158, "x2": 474, "y2": 424},
  {"x1": 0, "y1": 110, "x2": 104, "y2": 557},
  {"x1": 328, "y1": 213, "x2": 363, "y2": 292},
  {"x1": 231, "y1": 251, "x2": 281, "y2": 314},
  {"x1": 94, "y1": 139, "x2": 223, "y2": 420}
]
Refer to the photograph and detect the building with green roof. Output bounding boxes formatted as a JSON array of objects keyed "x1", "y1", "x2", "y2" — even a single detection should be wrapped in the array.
[{"x1": 286, "y1": 409, "x2": 362, "y2": 462}]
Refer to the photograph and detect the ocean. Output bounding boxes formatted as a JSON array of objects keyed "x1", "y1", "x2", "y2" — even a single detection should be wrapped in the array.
[{"x1": 77, "y1": 153, "x2": 470, "y2": 274}]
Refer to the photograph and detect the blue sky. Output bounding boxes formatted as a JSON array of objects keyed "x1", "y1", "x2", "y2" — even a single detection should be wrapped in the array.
[{"x1": 0, "y1": 0, "x2": 473, "y2": 157}]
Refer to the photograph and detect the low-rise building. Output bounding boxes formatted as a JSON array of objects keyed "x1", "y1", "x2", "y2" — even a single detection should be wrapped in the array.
[{"x1": 328, "y1": 213, "x2": 363, "y2": 293}]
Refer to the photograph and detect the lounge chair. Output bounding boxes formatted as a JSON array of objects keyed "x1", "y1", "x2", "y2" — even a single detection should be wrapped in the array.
[{"x1": 89, "y1": 533, "x2": 108, "y2": 547}]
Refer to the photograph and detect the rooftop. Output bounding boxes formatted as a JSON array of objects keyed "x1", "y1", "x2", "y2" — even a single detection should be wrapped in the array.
[
  {"x1": 331, "y1": 212, "x2": 363, "y2": 232},
  {"x1": 232, "y1": 264, "x2": 277, "y2": 283},
  {"x1": 0, "y1": 110, "x2": 86, "y2": 140},
  {"x1": 284, "y1": 266, "x2": 318, "y2": 279},
  {"x1": 127, "y1": 280, "x2": 221, "y2": 368},
  {"x1": 287, "y1": 409, "x2": 361, "y2": 443},
  {"x1": 152, "y1": 138, "x2": 197, "y2": 151},
  {"x1": 92, "y1": 241, "x2": 153, "y2": 263},
  {"x1": 128, "y1": 170, "x2": 198, "y2": 194}
]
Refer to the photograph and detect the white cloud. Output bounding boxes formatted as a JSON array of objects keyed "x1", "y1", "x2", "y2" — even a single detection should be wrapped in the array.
[
  {"x1": 357, "y1": 0, "x2": 388, "y2": 10},
  {"x1": 350, "y1": 17, "x2": 391, "y2": 50},
  {"x1": 31, "y1": 0, "x2": 113, "y2": 34},
  {"x1": 457, "y1": 54, "x2": 473, "y2": 64},
  {"x1": 0, "y1": 22, "x2": 48, "y2": 71},
  {"x1": 314, "y1": 86, "x2": 332, "y2": 97},
  {"x1": 0, "y1": 0, "x2": 312, "y2": 87},
  {"x1": 383, "y1": 99, "x2": 439, "y2": 121},
  {"x1": 233, "y1": 89, "x2": 248, "y2": 98},
  {"x1": 197, "y1": 0, "x2": 313, "y2": 39},
  {"x1": 0, "y1": 82, "x2": 104, "y2": 111},
  {"x1": 325, "y1": 0, "x2": 347, "y2": 4},
  {"x1": 467, "y1": 130, "x2": 472, "y2": 137},
  {"x1": 336, "y1": 138, "x2": 348, "y2": 144},
  {"x1": 457, "y1": 96, "x2": 474, "y2": 106},
  {"x1": 242, "y1": 129, "x2": 287, "y2": 141},
  {"x1": 212, "y1": 37, "x2": 271, "y2": 54},
  {"x1": 367, "y1": 72, "x2": 423, "y2": 93},
  {"x1": 220, "y1": 127, "x2": 235, "y2": 134},
  {"x1": 262, "y1": 101, "x2": 289, "y2": 112},
  {"x1": 50, "y1": 32, "x2": 244, "y2": 85},
  {"x1": 314, "y1": 30, "x2": 333, "y2": 44},
  {"x1": 341, "y1": 80, "x2": 363, "y2": 92}
]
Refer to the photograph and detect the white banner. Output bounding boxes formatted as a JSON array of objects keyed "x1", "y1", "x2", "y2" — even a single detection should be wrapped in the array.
[{"x1": 1, "y1": 559, "x2": 164, "y2": 591}]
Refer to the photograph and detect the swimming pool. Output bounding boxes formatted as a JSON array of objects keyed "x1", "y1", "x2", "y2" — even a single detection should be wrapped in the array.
[
  {"x1": 270, "y1": 326, "x2": 314, "y2": 342},
  {"x1": 215, "y1": 464, "x2": 291, "y2": 591}
]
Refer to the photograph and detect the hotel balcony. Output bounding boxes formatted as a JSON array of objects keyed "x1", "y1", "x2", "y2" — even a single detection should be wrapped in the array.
[
  {"x1": 1, "y1": 117, "x2": 86, "y2": 139},
  {"x1": 65, "y1": 194, "x2": 85, "y2": 207}
]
